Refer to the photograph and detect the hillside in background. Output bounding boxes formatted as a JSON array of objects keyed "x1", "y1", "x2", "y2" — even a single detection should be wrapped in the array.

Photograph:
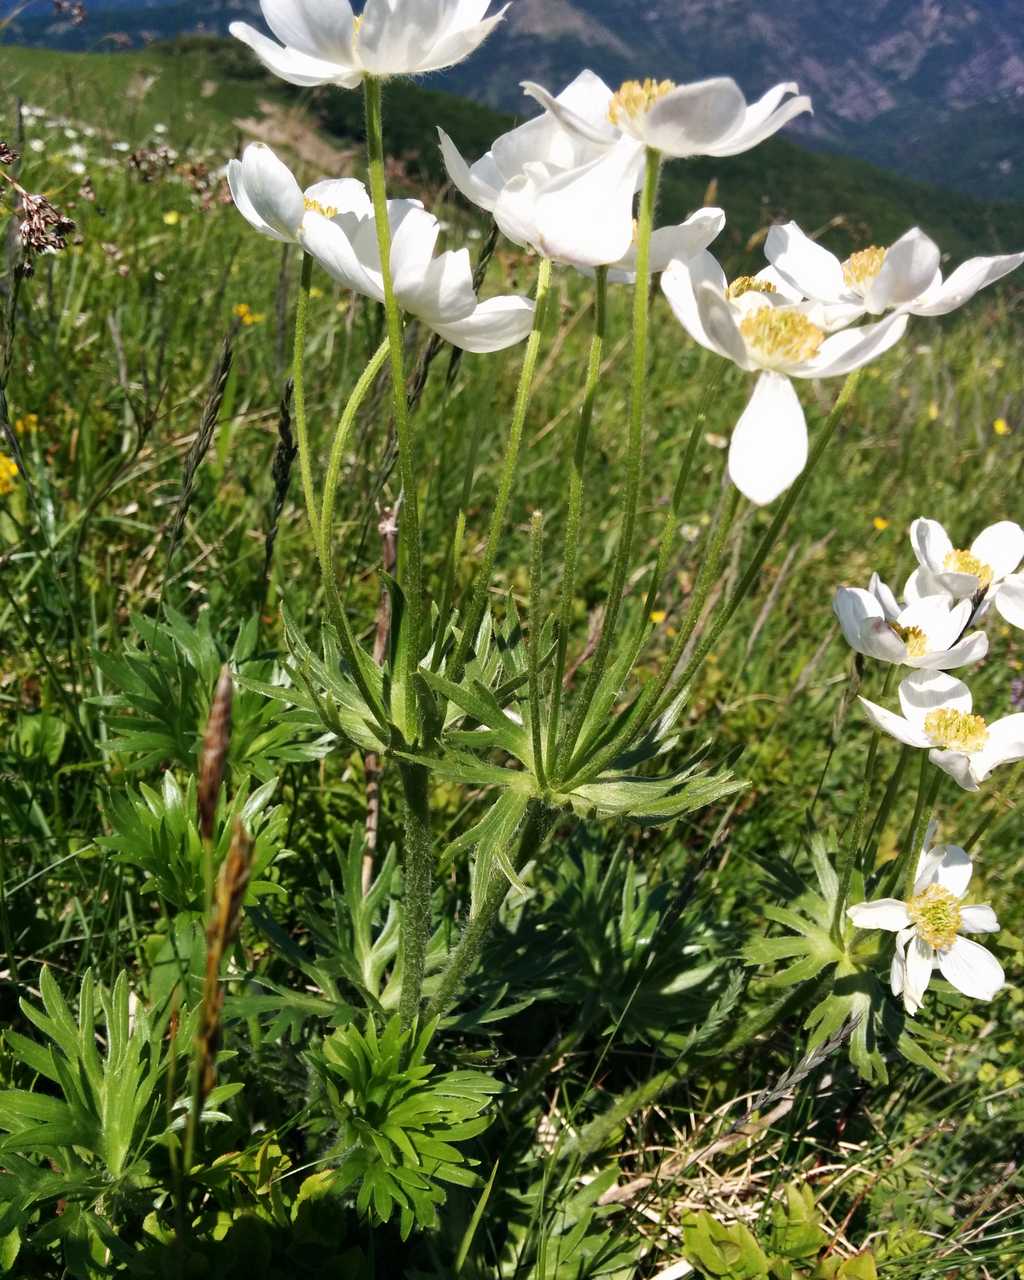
[
  {"x1": 4, "y1": 0, "x2": 1024, "y2": 203},
  {"x1": 3, "y1": 36, "x2": 1024, "y2": 269}
]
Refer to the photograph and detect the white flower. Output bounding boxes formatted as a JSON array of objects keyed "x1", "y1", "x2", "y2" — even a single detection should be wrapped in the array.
[
  {"x1": 848, "y1": 831, "x2": 1003, "y2": 1015},
  {"x1": 660, "y1": 251, "x2": 908, "y2": 505},
  {"x1": 834, "y1": 586, "x2": 987, "y2": 670},
  {"x1": 859, "y1": 669, "x2": 1024, "y2": 791},
  {"x1": 514, "y1": 73, "x2": 808, "y2": 268},
  {"x1": 228, "y1": 141, "x2": 367, "y2": 245},
  {"x1": 765, "y1": 221, "x2": 1024, "y2": 326},
  {"x1": 301, "y1": 194, "x2": 534, "y2": 353},
  {"x1": 231, "y1": 0, "x2": 507, "y2": 88},
  {"x1": 230, "y1": 143, "x2": 533, "y2": 352},
  {"x1": 907, "y1": 517, "x2": 1024, "y2": 631},
  {"x1": 439, "y1": 71, "x2": 725, "y2": 272}
]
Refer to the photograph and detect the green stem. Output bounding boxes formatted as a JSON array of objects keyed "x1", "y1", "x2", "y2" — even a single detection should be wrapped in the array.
[
  {"x1": 316, "y1": 338, "x2": 391, "y2": 734},
  {"x1": 424, "y1": 802, "x2": 553, "y2": 1022},
  {"x1": 642, "y1": 362, "x2": 725, "y2": 621},
  {"x1": 292, "y1": 253, "x2": 320, "y2": 545},
  {"x1": 555, "y1": 149, "x2": 660, "y2": 779},
  {"x1": 654, "y1": 369, "x2": 862, "y2": 722},
  {"x1": 899, "y1": 759, "x2": 942, "y2": 898},
  {"x1": 364, "y1": 76, "x2": 423, "y2": 737},
  {"x1": 528, "y1": 512, "x2": 548, "y2": 793},
  {"x1": 451, "y1": 256, "x2": 554, "y2": 678},
  {"x1": 546, "y1": 268, "x2": 607, "y2": 770},
  {"x1": 397, "y1": 760, "x2": 433, "y2": 1031},
  {"x1": 867, "y1": 744, "x2": 913, "y2": 887}
]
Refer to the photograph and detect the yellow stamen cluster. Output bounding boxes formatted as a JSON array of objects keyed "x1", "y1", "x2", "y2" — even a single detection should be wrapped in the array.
[
  {"x1": 0, "y1": 454, "x2": 18, "y2": 496},
  {"x1": 304, "y1": 197, "x2": 339, "y2": 219},
  {"x1": 924, "y1": 708, "x2": 989, "y2": 753},
  {"x1": 907, "y1": 883, "x2": 962, "y2": 950},
  {"x1": 728, "y1": 276, "x2": 778, "y2": 300},
  {"x1": 608, "y1": 78, "x2": 676, "y2": 126},
  {"x1": 843, "y1": 245, "x2": 886, "y2": 290},
  {"x1": 739, "y1": 308, "x2": 824, "y2": 364},
  {"x1": 943, "y1": 548, "x2": 993, "y2": 588},
  {"x1": 891, "y1": 624, "x2": 929, "y2": 659}
]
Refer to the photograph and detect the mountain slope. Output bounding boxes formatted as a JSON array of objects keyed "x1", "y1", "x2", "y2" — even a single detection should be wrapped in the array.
[{"x1": 4, "y1": 0, "x2": 1024, "y2": 201}]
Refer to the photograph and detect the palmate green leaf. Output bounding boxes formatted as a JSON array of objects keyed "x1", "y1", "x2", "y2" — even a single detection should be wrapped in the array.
[
  {"x1": 313, "y1": 1015, "x2": 498, "y2": 1235},
  {"x1": 418, "y1": 668, "x2": 533, "y2": 766},
  {"x1": 567, "y1": 764, "x2": 746, "y2": 823}
]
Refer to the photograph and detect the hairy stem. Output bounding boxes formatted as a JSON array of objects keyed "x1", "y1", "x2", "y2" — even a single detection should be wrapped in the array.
[
  {"x1": 555, "y1": 150, "x2": 660, "y2": 779},
  {"x1": 397, "y1": 760, "x2": 433, "y2": 1031},
  {"x1": 292, "y1": 253, "x2": 319, "y2": 545},
  {"x1": 364, "y1": 76, "x2": 424, "y2": 737}
]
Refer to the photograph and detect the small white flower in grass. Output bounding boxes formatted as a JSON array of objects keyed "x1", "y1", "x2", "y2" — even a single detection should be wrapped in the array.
[
  {"x1": 516, "y1": 73, "x2": 808, "y2": 268},
  {"x1": 765, "y1": 221, "x2": 1023, "y2": 327},
  {"x1": 440, "y1": 73, "x2": 725, "y2": 271},
  {"x1": 907, "y1": 517, "x2": 1024, "y2": 631},
  {"x1": 848, "y1": 830, "x2": 1003, "y2": 1015},
  {"x1": 230, "y1": 0, "x2": 508, "y2": 88},
  {"x1": 661, "y1": 250, "x2": 908, "y2": 505},
  {"x1": 834, "y1": 586, "x2": 987, "y2": 670},
  {"x1": 859, "y1": 669, "x2": 1024, "y2": 791}
]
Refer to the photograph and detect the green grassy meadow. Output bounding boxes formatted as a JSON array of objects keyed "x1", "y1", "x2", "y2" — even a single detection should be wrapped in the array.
[{"x1": 1, "y1": 36, "x2": 1024, "y2": 1280}]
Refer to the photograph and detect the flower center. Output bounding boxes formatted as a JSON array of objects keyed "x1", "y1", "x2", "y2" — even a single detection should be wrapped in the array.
[
  {"x1": 891, "y1": 623, "x2": 929, "y2": 658},
  {"x1": 923, "y1": 708, "x2": 989, "y2": 753},
  {"x1": 738, "y1": 308, "x2": 824, "y2": 365},
  {"x1": 608, "y1": 78, "x2": 676, "y2": 126},
  {"x1": 728, "y1": 275, "x2": 777, "y2": 300},
  {"x1": 304, "y1": 197, "x2": 339, "y2": 219},
  {"x1": 907, "y1": 883, "x2": 962, "y2": 950},
  {"x1": 942, "y1": 548, "x2": 992, "y2": 588},
  {"x1": 843, "y1": 245, "x2": 886, "y2": 291}
]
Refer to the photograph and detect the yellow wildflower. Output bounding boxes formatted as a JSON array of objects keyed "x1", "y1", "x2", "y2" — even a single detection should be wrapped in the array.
[
  {"x1": 0, "y1": 454, "x2": 19, "y2": 496},
  {"x1": 649, "y1": 610, "x2": 667, "y2": 625},
  {"x1": 14, "y1": 413, "x2": 39, "y2": 435},
  {"x1": 927, "y1": 400, "x2": 940, "y2": 421},
  {"x1": 873, "y1": 516, "x2": 890, "y2": 531},
  {"x1": 163, "y1": 210, "x2": 181, "y2": 226},
  {"x1": 993, "y1": 417, "x2": 1011, "y2": 436}
]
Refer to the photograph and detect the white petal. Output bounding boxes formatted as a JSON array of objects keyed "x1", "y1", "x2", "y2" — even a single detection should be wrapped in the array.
[
  {"x1": 897, "y1": 595, "x2": 970, "y2": 649},
  {"x1": 994, "y1": 575, "x2": 1024, "y2": 629},
  {"x1": 398, "y1": 247, "x2": 478, "y2": 325},
  {"x1": 932, "y1": 845, "x2": 973, "y2": 897},
  {"x1": 865, "y1": 227, "x2": 940, "y2": 313},
  {"x1": 911, "y1": 517, "x2": 952, "y2": 575},
  {"x1": 640, "y1": 77, "x2": 745, "y2": 155},
  {"x1": 359, "y1": 0, "x2": 506, "y2": 75},
  {"x1": 971, "y1": 521, "x2": 1024, "y2": 582},
  {"x1": 229, "y1": 21, "x2": 357, "y2": 86},
  {"x1": 904, "y1": 566, "x2": 950, "y2": 605},
  {"x1": 301, "y1": 211, "x2": 383, "y2": 301},
  {"x1": 890, "y1": 938, "x2": 907, "y2": 999},
  {"x1": 532, "y1": 137, "x2": 645, "y2": 268},
  {"x1": 938, "y1": 936, "x2": 1004, "y2": 1001},
  {"x1": 430, "y1": 294, "x2": 535, "y2": 352},
  {"x1": 970, "y1": 713, "x2": 1024, "y2": 782},
  {"x1": 694, "y1": 281, "x2": 753, "y2": 368},
  {"x1": 928, "y1": 749, "x2": 980, "y2": 791},
  {"x1": 261, "y1": 0, "x2": 357, "y2": 63},
  {"x1": 660, "y1": 252, "x2": 729, "y2": 353},
  {"x1": 898, "y1": 668, "x2": 971, "y2": 725},
  {"x1": 764, "y1": 220, "x2": 846, "y2": 304},
  {"x1": 304, "y1": 178, "x2": 372, "y2": 220},
  {"x1": 833, "y1": 586, "x2": 883, "y2": 648},
  {"x1": 847, "y1": 899, "x2": 912, "y2": 932},
  {"x1": 727, "y1": 373, "x2": 807, "y2": 505},
  {"x1": 438, "y1": 129, "x2": 499, "y2": 212},
  {"x1": 858, "y1": 697, "x2": 931, "y2": 748},
  {"x1": 911, "y1": 251, "x2": 1024, "y2": 317},
  {"x1": 869, "y1": 573, "x2": 901, "y2": 622},
  {"x1": 232, "y1": 143, "x2": 304, "y2": 241},
  {"x1": 960, "y1": 905, "x2": 999, "y2": 934},
  {"x1": 799, "y1": 313, "x2": 908, "y2": 378},
  {"x1": 492, "y1": 170, "x2": 544, "y2": 251},
  {"x1": 520, "y1": 77, "x2": 618, "y2": 147},
  {"x1": 903, "y1": 935, "x2": 934, "y2": 1015},
  {"x1": 640, "y1": 208, "x2": 726, "y2": 276},
  {"x1": 914, "y1": 630, "x2": 988, "y2": 671},
  {"x1": 704, "y1": 83, "x2": 812, "y2": 156},
  {"x1": 412, "y1": 8, "x2": 507, "y2": 74}
]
